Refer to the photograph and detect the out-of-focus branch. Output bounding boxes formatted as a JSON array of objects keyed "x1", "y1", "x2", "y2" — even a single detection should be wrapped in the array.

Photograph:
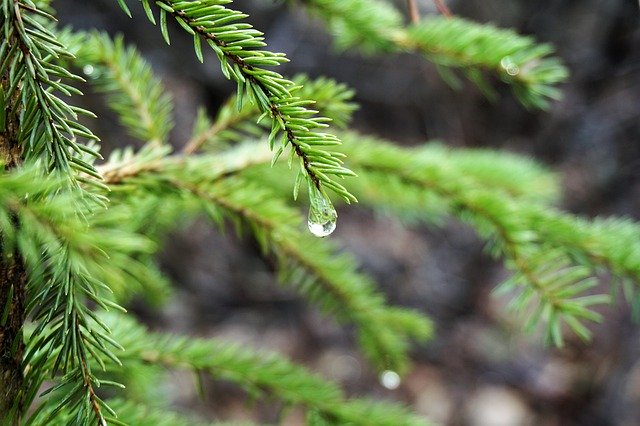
[
  {"x1": 433, "y1": 0, "x2": 452, "y2": 17},
  {"x1": 406, "y1": 0, "x2": 420, "y2": 23}
]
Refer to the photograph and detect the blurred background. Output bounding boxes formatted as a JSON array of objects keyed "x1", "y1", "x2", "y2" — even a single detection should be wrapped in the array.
[{"x1": 56, "y1": 0, "x2": 640, "y2": 424}]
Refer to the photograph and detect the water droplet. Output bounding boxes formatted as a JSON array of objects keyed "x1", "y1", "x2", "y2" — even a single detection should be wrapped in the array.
[
  {"x1": 380, "y1": 370, "x2": 401, "y2": 390},
  {"x1": 82, "y1": 65, "x2": 95, "y2": 76},
  {"x1": 82, "y1": 65, "x2": 102, "y2": 79},
  {"x1": 307, "y1": 184, "x2": 337, "y2": 237},
  {"x1": 500, "y1": 57, "x2": 520, "y2": 76}
]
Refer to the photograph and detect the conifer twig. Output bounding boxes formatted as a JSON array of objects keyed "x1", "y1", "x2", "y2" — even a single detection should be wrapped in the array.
[
  {"x1": 433, "y1": 0, "x2": 452, "y2": 17},
  {"x1": 182, "y1": 106, "x2": 255, "y2": 155},
  {"x1": 126, "y1": 0, "x2": 357, "y2": 203},
  {"x1": 406, "y1": 0, "x2": 420, "y2": 23}
]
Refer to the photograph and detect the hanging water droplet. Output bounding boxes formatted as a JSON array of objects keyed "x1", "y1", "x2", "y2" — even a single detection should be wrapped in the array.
[
  {"x1": 307, "y1": 183, "x2": 337, "y2": 237},
  {"x1": 380, "y1": 370, "x2": 401, "y2": 390},
  {"x1": 82, "y1": 64, "x2": 102, "y2": 79},
  {"x1": 82, "y1": 65, "x2": 95, "y2": 76},
  {"x1": 500, "y1": 56, "x2": 520, "y2": 76}
]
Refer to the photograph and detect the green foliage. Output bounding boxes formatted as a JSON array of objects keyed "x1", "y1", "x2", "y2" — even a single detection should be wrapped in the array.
[
  {"x1": 185, "y1": 73, "x2": 357, "y2": 154},
  {"x1": 76, "y1": 32, "x2": 174, "y2": 146},
  {"x1": 289, "y1": 0, "x2": 568, "y2": 108},
  {"x1": 101, "y1": 143, "x2": 431, "y2": 373},
  {"x1": 100, "y1": 313, "x2": 428, "y2": 426},
  {"x1": 0, "y1": 0, "x2": 103, "y2": 196},
  {"x1": 333, "y1": 133, "x2": 620, "y2": 344},
  {"x1": 403, "y1": 17, "x2": 568, "y2": 109},
  {"x1": 0, "y1": 165, "x2": 151, "y2": 424},
  {"x1": 115, "y1": 0, "x2": 357, "y2": 207},
  {"x1": 289, "y1": 0, "x2": 404, "y2": 53},
  {"x1": 240, "y1": 131, "x2": 620, "y2": 344},
  {"x1": 0, "y1": 0, "x2": 637, "y2": 425}
]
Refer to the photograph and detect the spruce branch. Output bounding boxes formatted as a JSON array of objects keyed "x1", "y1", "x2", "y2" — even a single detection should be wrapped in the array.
[
  {"x1": 359, "y1": 169, "x2": 599, "y2": 345},
  {"x1": 243, "y1": 132, "x2": 561, "y2": 211},
  {"x1": 291, "y1": 0, "x2": 568, "y2": 108},
  {"x1": 115, "y1": 0, "x2": 357, "y2": 203},
  {"x1": 295, "y1": 0, "x2": 404, "y2": 53},
  {"x1": 26, "y1": 397, "x2": 245, "y2": 426},
  {"x1": 179, "y1": 104, "x2": 597, "y2": 345},
  {"x1": 0, "y1": 165, "x2": 155, "y2": 423},
  {"x1": 406, "y1": 0, "x2": 420, "y2": 23},
  {"x1": 74, "y1": 31, "x2": 174, "y2": 147},
  {"x1": 251, "y1": 131, "x2": 640, "y2": 344},
  {"x1": 432, "y1": 0, "x2": 452, "y2": 18},
  {"x1": 399, "y1": 17, "x2": 568, "y2": 109},
  {"x1": 104, "y1": 313, "x2": 430, "y2": 426},
  {"x1": 0, "y1": 1, "x2": 103, "y2": 193},
  {"x1": 330, "y1": 133, "x2": 616, "y2": 343},
  {"x1": 100, "y1": 142, "x2": 271, "y2": 186},
  {"x1": 99, "y1": 147, "x2": 431, "y2": 373},
  {"x1": 0, "y1": 172, "x2": 105, "y2": 423},
  {"x1": 525, "y1": 211, "x2": 640, "y2": 294},
  {"x1": 184, "y1": 74, "x2": 357, "y2": 155}
]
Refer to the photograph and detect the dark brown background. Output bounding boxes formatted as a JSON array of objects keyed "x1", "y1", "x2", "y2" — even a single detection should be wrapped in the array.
[{"x1": 56, "y1": 0, "x2": 640, "y2": 424}]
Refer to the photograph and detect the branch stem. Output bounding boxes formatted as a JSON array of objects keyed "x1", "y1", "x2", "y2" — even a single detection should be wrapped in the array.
[
  {"x1": 433, "y1": 0, "x2": 452, "y2": 17},
  {"x1": 406, "y1": 0, "x2": 420, "y2": 23},
  {"x1": 0, "y1": 8, "x2": 26, "y2": 422},
  {"x1": 165, "y1": 2, "x2": 322, "y2": 189}
]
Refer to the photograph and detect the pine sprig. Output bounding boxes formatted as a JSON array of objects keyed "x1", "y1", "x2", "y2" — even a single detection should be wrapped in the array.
[
  {"x1": 0, "y1": 165, "x2": 155, "y2": 423},
  {"x1": 75, "y1": 31, "x2": 174, "y2": 146},
  {"x1": 241, "y1": 131, "x2": 560, "y2": 222},
  {"x1": 332, "y1": 132, "x2": 614, "y2": 344},
  {"x1": 526, "y1": 211, "x2": 640, "y2": 301},
  {"x1": 362, "y1": 177, "x2": 604, "y2": 345},
  {"x1": 27, "y1": 396, "x2": 246, "y2": 426},
  {"x1": 116, "y1": 0, "x2": 357, "y2": 203},
  {"x1": 292, "y1": 0, "x2": 404, "y2": 53},
  {"x1": 338, "y1": 135, "x2": 560, "y2": 204},
  {"x1": 104, "y1": 313, "x2": 430, "y2": 426},
  {"x1": 184, "y1": 115, "x2": 610, "y2": 344},
  {"x1": 0, "y1": 173, "x2": 107, "y2": 423},
  {"x1": 184, "y1": 74, "x2": 357, "y2": 154},
  {"x1": 291, "y1": 0, "x2": 568, "y2": 109},
  {"x1": 100, "y1": 147, "x2": 431, "y2": 373},
  {"x1": 0, "y1": 1, "x2": 103, "y2": 190},
  {"x1": 401, "y1": 17, "x2": 569, "y2": 109},
  {"x1": 241, "y1": 131, "x2": 638, "y2": 344}
]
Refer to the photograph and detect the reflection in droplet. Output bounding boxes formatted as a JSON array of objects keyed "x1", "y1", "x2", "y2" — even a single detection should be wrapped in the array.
[
  {"x1": 82, "y1": 65, "x2": 95, "y2": 76},
  {"x1": 500, "y1": 57, "x2": 520, "y2": 76},
  {"x1": 380, "y1": 370, "x2": 401, "y2": 390},
  {"x1": 307, "y1": 183, "x2": 337, "y2": 237},
  {"x1": 82, "y1": 64, "x2": 103, "y2": 79}
]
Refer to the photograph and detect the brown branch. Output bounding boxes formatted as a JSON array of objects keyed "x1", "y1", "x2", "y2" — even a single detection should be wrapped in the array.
[
  {"x1": 433, "y1": 0, "x2": 452, "y2": 17},
  {"x1": 181, "y1": 101, "x2": 257, "y2": 155},
  {"x1": 80, "y1": 353, "x2": 106, "y2": 426},
  {"x1": 0, "y1": 261, "x2": 26, "y2": 426},
  {"x1": 406, "y1": 0, "x2": 420, "y2": 23},
  {"x1": 0, "y1": 11, "x2": 27, "y2": 425},
  {"x1": 358, "y1": 162, "x2": 568, "y2": 314},
  {"x1": 182, "y1": 121, "x2": 225, "y2": 155}
]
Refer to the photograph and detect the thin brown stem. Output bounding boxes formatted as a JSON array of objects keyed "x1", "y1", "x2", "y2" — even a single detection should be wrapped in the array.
[
  {"x1": 433, "y1": 0, "x2": 452, "y2": 17},
  {"x1": 406, "y1": 0, "x2": 420, "y2": 23},
  {"x1": 80, "y1": 354, "x2": 106, "y2": 425},
  {"x1": 182, "y1": 122, "x2": 224, "y2": 155}
]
